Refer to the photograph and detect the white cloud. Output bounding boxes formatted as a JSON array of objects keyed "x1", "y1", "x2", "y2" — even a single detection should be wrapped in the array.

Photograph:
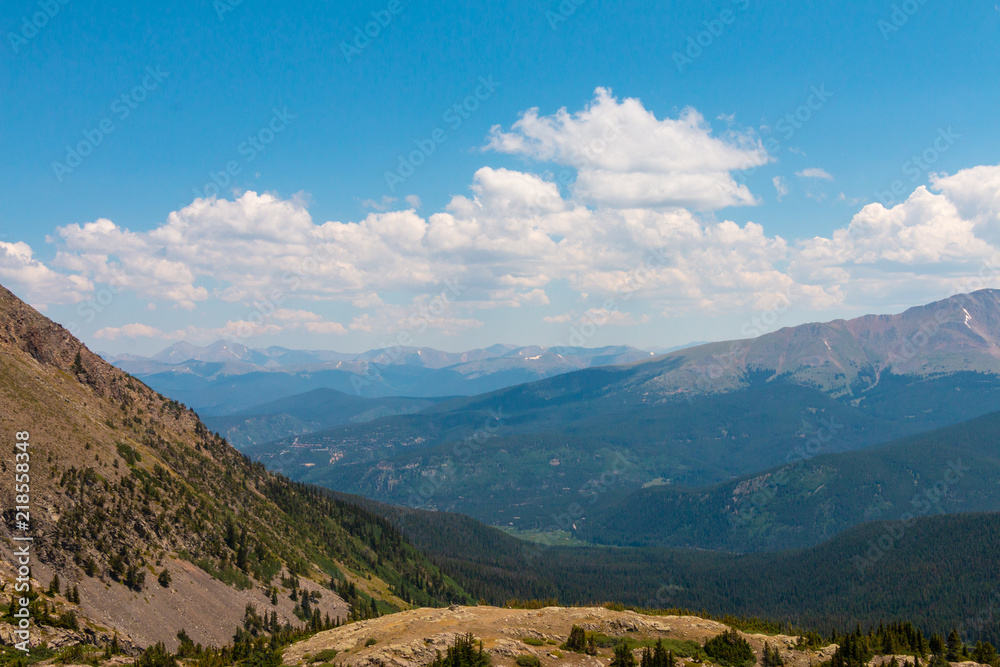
[
  {"x1": 25, "y1": 88, "x2": 1000, "y2": 340},
  {"x1": 272, "y1": 308, "x2": 323, "y2": 322},
  {"x1": 773, "y1": 176, "x2": 789, "y2": 201},
  {"x1": 305, "y1": 321, "x2": 348, "y2": 335},
  {"x1": 486, "y1": 87, "x2": 770, "y2": 210},
  {"x1": 0, "y1": 241, "x2": 92, "y2": 306},
  {"x1": 94, "y1": 323, "x2": 165, "y2": 340},
  {"x1": 543, "y1": 314, "x2": 572, "y2": 323},
  {"x1": 359, "y1": 195, "x2": 397, "y2": 211},
  {"x1": 43, "y1": 175, "x2": 825, "y2": 328},
  {"x1": 792, "y1": 165, "x2": 1000, "y2": 304},
  {"x1": 796, "y1": 168, "x2": 834, "y2": 180},
  {"x1": 579, "y1": 308, "x2": 648, "y2": 326}
]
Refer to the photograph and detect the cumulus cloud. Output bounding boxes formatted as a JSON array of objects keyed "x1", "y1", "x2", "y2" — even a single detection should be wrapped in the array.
[
  {"x1": 43, "y1": 172, "x2": 829, "y2": 331},
  {"x1": 23, "y1": 88, "x2": 1000, "y2": 341},
  {"x1": 0, "y1": 241, "x2": 92, "y2": 306},
  {"x1": 792, "y1": 165, "x2": 1000, "y2": 303},
  {"x1": 486, "y1": 87, "x2": 770, "y2": 210}
]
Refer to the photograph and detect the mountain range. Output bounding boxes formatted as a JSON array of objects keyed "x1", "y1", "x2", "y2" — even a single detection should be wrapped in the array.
[
  {"x1": 246, "y1": 290, "x2": 1000, "y2": 535},
  {"x1": 5, "y1": 282, "x2": 1000, "y2": 657},
  {"x1": 108, "y1": 341, "x2": 661, "y2": 415}
]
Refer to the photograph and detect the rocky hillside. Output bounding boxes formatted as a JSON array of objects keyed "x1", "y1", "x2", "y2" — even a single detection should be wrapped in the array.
[
  {"x1": 281, "y1": 606, "x2": 834, "y2": 667},
  {"x1": 0, "y1": 284, "x2": 468, "y2": 651},
  {"x1": 632, "y1": 288, "x2": 1000, "y2": 400}
]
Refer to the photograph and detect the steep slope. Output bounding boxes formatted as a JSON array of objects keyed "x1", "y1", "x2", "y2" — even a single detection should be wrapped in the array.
[{"x1": 0, "y1": 284, "x2": 468, "y2": 651}]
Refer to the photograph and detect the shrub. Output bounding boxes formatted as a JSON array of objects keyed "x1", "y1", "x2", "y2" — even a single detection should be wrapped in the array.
[
  {"x1": 312, "y1": 649, "x2": 339, "y2": 663},
  {"x1": 703, "y1": 630, "x2": 755, "y2": 667},
  {"x1": 134, "y1": 642, "x2": 178, "y2": 667},
  {"x1": 516, "y1": 656, "x2": 541, "y2": 667}
]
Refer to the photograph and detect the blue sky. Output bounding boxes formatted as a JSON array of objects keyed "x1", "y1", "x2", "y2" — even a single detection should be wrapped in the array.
[{"x1": 2, "y1": 0, "x2": 1000, "y2": 355}]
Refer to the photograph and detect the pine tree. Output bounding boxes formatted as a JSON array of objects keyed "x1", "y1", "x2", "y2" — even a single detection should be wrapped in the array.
[
  {"x1": 947, "y1": 630, "x2": 965, "y2": 662},
  {"x1": 763, "y1": 642, "x2": 785, "y2": 667},
  {"x1": 972, "y1": 642, "x2": 998, "y2": 666},
  {"x1": 565, "y1": 626, "x2": 586, "y2": 652},
  {"x1": 611, "y1": 643, "x2": 637, "y2": 667},
  {"x1": 71, "y1": 351, "x2": 84, "y2": 376}
]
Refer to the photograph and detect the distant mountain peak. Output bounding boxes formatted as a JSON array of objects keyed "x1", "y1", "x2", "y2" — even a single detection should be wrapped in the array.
[{"x1": 635, "y1": 288, "x2": 1000, "y2": 399}]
